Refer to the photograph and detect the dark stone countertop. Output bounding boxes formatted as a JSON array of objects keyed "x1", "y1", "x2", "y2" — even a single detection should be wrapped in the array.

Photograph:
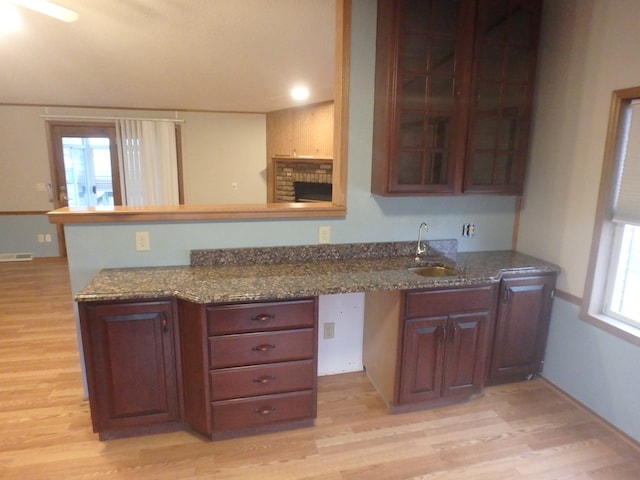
[{"x1": 75, "y1": 241, "x2": 560, "y2": 304}]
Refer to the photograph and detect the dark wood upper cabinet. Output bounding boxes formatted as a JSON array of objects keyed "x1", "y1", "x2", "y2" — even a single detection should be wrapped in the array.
[{"x1": 371, "y1": 0, "x2": 542, "y2": 196}]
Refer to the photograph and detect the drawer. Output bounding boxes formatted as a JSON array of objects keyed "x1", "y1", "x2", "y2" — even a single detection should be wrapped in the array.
[
  {"x1": 209, "y1": 359, "x2": 315, "y2": 401},
  {"x1": 209, "y1": 328, "x2": 314, "y2": 369},
  {"x1": 211, "y1": 390, "x2": 315, "y2": 431},
  {"x1": 207, "y1": 299, "x2": 316, "y2": 335},
  {"x1": 405, "y1": 286, "x2": 494, "y2": 318}
]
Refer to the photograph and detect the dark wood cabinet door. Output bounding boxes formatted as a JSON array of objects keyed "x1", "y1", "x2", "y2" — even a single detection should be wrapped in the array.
[
  {"x1": 80, "y1": 300, "x2": 180, "y2": 434},
  {"x1": 398, "y1": 316, "x2": 447, "y2": 404},
  {"x1": 488, "y1": 274, "x2": 555, "y2": 384},
  {"x1": 463, "y1": 0, "x2": 542, "y2": 194},
  {"x1": 442, "y1": 312, "x2": 489, "y2": 397},
  {"x1": 372, "y1": 0, "x2": 542, "y2": 196},
  {"x1": 372, "y1": 0, "x2": 473, "y2": 195}
]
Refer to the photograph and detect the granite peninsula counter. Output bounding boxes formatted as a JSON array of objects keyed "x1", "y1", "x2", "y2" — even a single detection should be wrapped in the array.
[
  {"x1": 75, "y1": 241, "x2": 560, "y2": 304},
  {"x1": 75, "y1": 241, "x2": 560, "y2": 440}
]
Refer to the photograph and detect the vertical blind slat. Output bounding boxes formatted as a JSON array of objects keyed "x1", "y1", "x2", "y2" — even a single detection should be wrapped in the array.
[{"x1": 116, "y1": 119, "x2": 179, "y2": 206}]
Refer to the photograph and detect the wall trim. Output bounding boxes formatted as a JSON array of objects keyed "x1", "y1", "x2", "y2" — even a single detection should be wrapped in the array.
[
  {"x1": 555, "y1": 290, "x2": 640, "y2": 347},
  {"x1": 554, "y1": 289, "x2": 581, "y2": 306},
  {"x1": 539, "y1": 377, "x2": 640, "y2": 449}
]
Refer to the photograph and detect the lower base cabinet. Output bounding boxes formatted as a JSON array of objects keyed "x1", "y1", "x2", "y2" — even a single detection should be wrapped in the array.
[
  {"x1": 486, "y1": 274, "x2": 557, "y2": 385},
  {"x1": 179, "y1": 297, "x2": 318, "y2": 440},
  {"x1": 78, "y1": 273, "x2": 556, "y2": 440},
  {"x1": 364, "y1": 285, "x2": 498, "y2": 412},
  {"x1": 78, "y1": 299, "x2": 182, "y2": 439}
]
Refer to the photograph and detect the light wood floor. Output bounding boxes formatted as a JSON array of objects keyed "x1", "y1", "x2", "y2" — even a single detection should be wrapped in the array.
[{"x1": 1, "y1": 258, "x2": 639, "y2": 480}]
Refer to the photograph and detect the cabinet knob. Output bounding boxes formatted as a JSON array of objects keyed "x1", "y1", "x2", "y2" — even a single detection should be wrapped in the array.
[
  {"x1": 253, "y1": 375, "x2": 276, "y2": 384},
  {"x1": 161, "y1": 318, "x2": 168, "y2": 333},
  {"x1": 254, "y1": 405, "x2": 276, "y2": 415},
  {"x1": 252, "y1": 313, "x2": 275, "y2": 322},
  {"x1": 252, "y1": 343, "x2": 276, "y2": 352}
]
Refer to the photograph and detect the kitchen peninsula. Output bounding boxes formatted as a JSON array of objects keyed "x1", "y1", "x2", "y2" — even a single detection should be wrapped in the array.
[{"x1": 76, "y1": 241, "x2": 559, "y2": 440}]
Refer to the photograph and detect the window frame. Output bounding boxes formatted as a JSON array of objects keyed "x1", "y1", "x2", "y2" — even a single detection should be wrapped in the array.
[
  {"x1": 603, "y1": 223, "x2": 640, "y2": 329},
  {"x1": 582, "y1": 86, "x2": 640, "y2": 346}
]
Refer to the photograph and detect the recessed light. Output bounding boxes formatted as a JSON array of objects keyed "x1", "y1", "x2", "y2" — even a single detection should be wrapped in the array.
[
  {"x1": 11, "y1": 0, "x2": 79, "y2": 23},
  {"x1": 291, "y1": 86, "x2": 310, "y2": 101},
  {"x1": 0, "y1": 2, "x2": 22, "y2": 35}
]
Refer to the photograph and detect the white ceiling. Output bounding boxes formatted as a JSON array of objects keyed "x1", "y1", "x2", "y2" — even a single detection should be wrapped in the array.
[{"x1": 0, "y1": 0, "x2": 336, "y2": 113}]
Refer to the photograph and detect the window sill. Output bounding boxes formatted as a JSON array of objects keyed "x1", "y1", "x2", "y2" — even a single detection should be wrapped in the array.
[{"x1": 581, "y1": 310, "x2": 640, "y2": 347}]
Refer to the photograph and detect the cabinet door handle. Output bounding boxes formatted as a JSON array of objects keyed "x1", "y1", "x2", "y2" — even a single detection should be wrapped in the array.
[
  {"x1": 439, "y1": 324, "x2": 447, "y2": 342},
  {"x1": 450, "y1": 321, "x2": 458, "y2": 342},
  {"x1": 161, "y1": 318, "x2": 168, "y2": 333},
  {"x1": 253, "y1": 375, "x2": 276, "y2": 384},
  {"x1": 252, "y1": 313, "x2": 275, "y2": 322},
  {"x1": 252, "y1": 343, "x2": 276, "y2": 352},
  {"x1": 503, "y1": 287, "x2": 512, "y2": 303},
  {"x1": 254, "y1": 405, "x2": 276, "y2": 415}
]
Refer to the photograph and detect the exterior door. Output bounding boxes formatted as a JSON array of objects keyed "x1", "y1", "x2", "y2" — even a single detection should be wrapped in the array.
[{"x1": 48, "y1": 122, "x2": 120, "y2": 255}]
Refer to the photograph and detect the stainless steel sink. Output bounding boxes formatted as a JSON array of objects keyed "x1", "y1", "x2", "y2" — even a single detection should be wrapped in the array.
[{"x1": 410, "y1": 265, "x2": 460, "y2": 277}]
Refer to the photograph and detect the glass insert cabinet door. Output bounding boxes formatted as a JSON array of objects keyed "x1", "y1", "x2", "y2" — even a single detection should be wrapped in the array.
[
  {"x1": 390, "y1": 0, "x2": 468, "y2": 194},
  {"x1": 464, "y1": 0, "x2": 542, "y2": 194},
  {"x1": 371, "y1": 0, "x2": 542, "y2": 196}
]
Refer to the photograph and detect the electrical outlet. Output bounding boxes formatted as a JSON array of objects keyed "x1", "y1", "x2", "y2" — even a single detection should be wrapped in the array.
[
  {"x1": 323, "y1": 322, "x2": 335, "y2": 339},
  {"x1": 318, "y1": 226, "x2": 331, "y2": 244},
  {"x1": 45, "y1": 234, "x2": 52, "y2": 243},
  {"x1": 37, "y1": 234, "x2": 44, "y2": 243},
  {"x1": 135, "y1": 231, "x2": 150, "y2": 251},
  {"x1": 462, "y1": 223, "x2": 475, "y2": 237}
]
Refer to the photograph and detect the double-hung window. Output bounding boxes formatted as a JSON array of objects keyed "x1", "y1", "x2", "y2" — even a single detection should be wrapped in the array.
[{"x1": 584, "y1": 88, "x2": 640, "y2": 341}]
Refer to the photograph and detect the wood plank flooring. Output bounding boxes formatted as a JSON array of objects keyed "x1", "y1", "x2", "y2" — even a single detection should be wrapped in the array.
[{"x1": 1, "y1": 258, "x2": 639, "y2": 479}]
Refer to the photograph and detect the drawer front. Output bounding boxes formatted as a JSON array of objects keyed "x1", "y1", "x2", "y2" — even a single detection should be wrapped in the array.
[
  {"x1": 211, "y1": 390, "x2": 315, "y2": 431},
  {"x1": 209, "y1": 329, "x2": 314, "y2": 368},
  {"x1": 405, "y1": 286, "x2": 494, "y2": 318},
  {"x1": 209, "y1": 359, "x2": 315, "y2": 401},
  {"x1": 207, "y1": 299, "x2": 316, "y2": 335}
]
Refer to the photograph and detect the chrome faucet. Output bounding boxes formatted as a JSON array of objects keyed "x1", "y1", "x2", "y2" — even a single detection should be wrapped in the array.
[{"x1": 415, "y1": 222, "x2": 429, "y2": 260}]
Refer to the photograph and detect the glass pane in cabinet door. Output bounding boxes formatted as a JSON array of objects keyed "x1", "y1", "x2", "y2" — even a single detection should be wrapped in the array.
[
  {"x1": 397, "y1": 151, "x2": 424, "y2": 185},
  {"x1": 401, "y1": 75, "x2": 427, "y2": 110},
  {"x1": 429, "y1": 39, "x2": 456, "y2": 74},
  {"x1": 403, "y1": 0, "x2": 431, "y2": 32},
  {"x1": 509, "y1": 2, "x2": 533, "y2": 44},
  {"x1": 480, "y1": 44, "x2": 505, "y2": 80},
  {"x1": 493, "y1": 153, "x2": 515, "y2": 184},
  {"x1": 426, "y1": 152, "x2": 448, "y2": 184},
  {"x1": 426, "y1": 116, "x2": 450, "y2": 149},
  {"x1": 400, "y1": 112, "x2": 425, "y2": 148},
  {"x1": 498, "y1": 117, "x2": 519, "y2": 151},
  {"x1": 474, "y1": 117, "x2": 499, "y2": 150},
  {"x1": 477, "y1": 82, "x2": 501, "y2": 113},
  {"x1": 428, "y1": 77, "x2": 455, "y2": 112},
  {"x1": 484, "y1": 0, "x2": 509, "y2": 40},
  {"x1": 432, "y1": 0, "x2": 459, "y2": 35},
  {"x1": 506, "y1": 46, "x2": 530, "y2": 81},
  {"x1": 471, "y1": 152, "x2": 495, "y2": 185},
  {"x1": 402, "y1": 34, "x2": 429, "y2": 72}
]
